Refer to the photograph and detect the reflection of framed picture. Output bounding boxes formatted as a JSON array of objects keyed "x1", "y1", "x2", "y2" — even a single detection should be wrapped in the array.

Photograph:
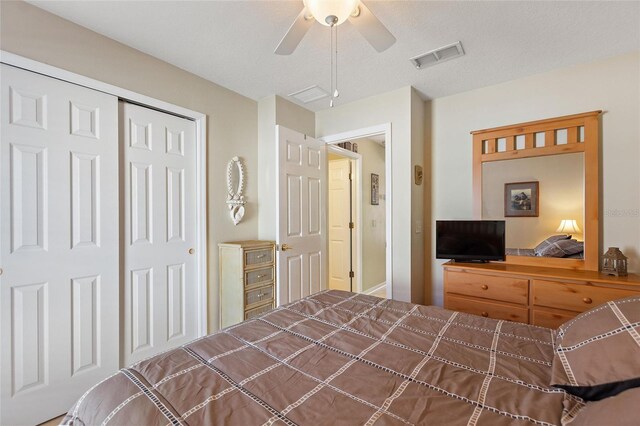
[
  {"x1": 504, "y1": 181, "x2": 539, "y2": 217},
  {"x1": 371, "y1": 173, "x2": 379, "y2": 205}
]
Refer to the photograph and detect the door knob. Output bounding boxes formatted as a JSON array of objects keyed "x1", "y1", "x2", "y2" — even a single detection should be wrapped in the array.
[
  {"x1": 281, "y1": 244, "x2": 293, "y2": 251},
  {"x1": 188, "y1": 248, "x2": 195, "y2": 254}
]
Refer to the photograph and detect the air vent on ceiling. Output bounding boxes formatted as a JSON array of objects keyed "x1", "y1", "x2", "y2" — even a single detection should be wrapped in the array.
[
  {"x1": 289, "y1": 85, "x2": 330, "y2": 104},
  {"x1": 410, "y1": 41, "x2": 465, "y2": 70}
]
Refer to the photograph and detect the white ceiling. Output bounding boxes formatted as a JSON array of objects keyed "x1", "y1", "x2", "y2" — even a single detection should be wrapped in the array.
[{"x1": 28, "y1": 1, "x2": 640, "y2": 112}]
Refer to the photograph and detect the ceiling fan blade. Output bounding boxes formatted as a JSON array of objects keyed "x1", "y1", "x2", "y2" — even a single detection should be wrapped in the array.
[
  {"x1": 348, "y1": 1, "x2": 396, "y2": 52},
  {"x1": 274, "y1": 8, "x2": 314, "y2": 55}
]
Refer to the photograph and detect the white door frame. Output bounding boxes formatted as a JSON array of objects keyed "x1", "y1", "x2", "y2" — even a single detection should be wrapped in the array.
[
  {"x1": 321, "y1": 123, "x2": 393, "y2": 299},
  {"x1": 327, "y1": 146, "x2": 363, "y2": 293},
  {"x1": 0, "y1": 50, "x2": 208, "y2": 336}
]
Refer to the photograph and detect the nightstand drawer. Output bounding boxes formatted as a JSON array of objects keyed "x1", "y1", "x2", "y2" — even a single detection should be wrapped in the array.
[
  {"x1": 447, "y1": 295, "x2": 529, "y2": 323},
  {"x1": 446, "y1": 271, "x2": 529, "y2": 305},
  {"x1": 245, "y1": 302, "x2": 273, "y2": 320},
  {"x1": 245, "y1": 248, "x2": 273, "y2": 268},
  {"x1": 532, "y1": 279, "x2": 638, "y2": 312},
  {"x1": 245, "y1": 285, "x2": 274, "y2": 307},
  {"x1": 245, "y1": 267, "x2": 273, "y2": 288}
]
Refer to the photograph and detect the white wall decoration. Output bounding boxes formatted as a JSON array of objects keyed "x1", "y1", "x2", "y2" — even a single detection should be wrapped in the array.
[{"x1": 226, "y1": 156, "x2": 246, "y2": 225}]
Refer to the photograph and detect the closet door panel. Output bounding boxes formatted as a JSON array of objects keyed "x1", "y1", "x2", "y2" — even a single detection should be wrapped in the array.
[
  {"x1": 122, "y1": 102, "x2": 197, "y2": 365},
  {"x1": 0, "y1": 64, "x2": 119, "y2": 426}
]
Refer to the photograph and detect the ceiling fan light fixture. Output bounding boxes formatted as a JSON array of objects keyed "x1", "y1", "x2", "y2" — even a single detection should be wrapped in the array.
[{"x1": 303, "y1": 0, "x2": 359, "y2": 26}]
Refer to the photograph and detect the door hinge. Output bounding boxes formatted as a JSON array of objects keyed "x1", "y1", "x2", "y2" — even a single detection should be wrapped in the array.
[
  {"x1": 349, "y1": 271, "x2": 355, "y2": 278},
  {"x1": 349, "y1": 222, "x2": 354, "y2": 229},
  {"x1": 349, "y1": 173, "x2": 353, "y2": 181}
]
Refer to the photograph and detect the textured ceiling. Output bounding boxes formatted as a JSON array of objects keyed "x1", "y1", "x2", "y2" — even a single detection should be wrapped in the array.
[{"x1": 28, "y1": 1, "x2": 640, "y2": 111}]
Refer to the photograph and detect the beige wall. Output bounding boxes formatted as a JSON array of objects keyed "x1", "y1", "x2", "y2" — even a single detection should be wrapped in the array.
[
  {"x1": 357, "y1": 139, "x2": 386, "y2": 291},
  {"x1": 427, "y1": 52, "x2": 640, "y2": 305},
  {"x1": 482, "y1": 153, "x2": 584, "y2": 248},
  {"x1": 411, "y1": 89, "x2": 426, "y2": 304},
  {"x1": 316, "y1": 86, "x2": 425, "y2": 303},
  {"x1": 0, "y1": 1, "x2": 260, "y2": 332}
]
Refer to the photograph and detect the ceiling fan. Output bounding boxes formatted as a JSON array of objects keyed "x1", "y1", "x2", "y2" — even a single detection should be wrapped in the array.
[{"x1": 275, "y1": 0, "x2": 396, "y2": 55}]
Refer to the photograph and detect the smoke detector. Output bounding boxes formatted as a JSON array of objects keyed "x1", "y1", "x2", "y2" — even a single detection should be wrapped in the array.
[{"x1": 410, "y1": 41, "x2": 465, "y2": 69}]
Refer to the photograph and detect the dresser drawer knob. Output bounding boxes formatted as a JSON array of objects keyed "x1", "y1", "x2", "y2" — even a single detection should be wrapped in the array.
[
  {"x1": 481, "y1": 285, "x2": 488, "y2": 290},
  {"x1": 256, "y1": 254, "x2": 266, "y2": 259},
  {"x1": 481, "y1": 312, "x2": 489, "y2": 317},
  {"x1": 257, "y1": 274, "x2": 267, "y2": 279},
  {"x1": 583, "y1": 297, "x2": 593, "y2": 304}
]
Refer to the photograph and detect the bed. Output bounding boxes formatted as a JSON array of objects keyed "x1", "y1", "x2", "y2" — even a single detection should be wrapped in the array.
[
  {"x1": 63, "y1": 290, "x2": 599, "y2": 425},
  {"x1": 507, "y1": 235, "x2": 584, "y2": 259}
]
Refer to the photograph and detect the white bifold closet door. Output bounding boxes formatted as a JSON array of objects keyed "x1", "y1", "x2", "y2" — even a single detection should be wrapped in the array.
[
  {"x1": 0, "y1": 64, "x2": 119, "y2": 425},
  {"x1": 121, "y1": 102, "x2": 198, "y2": 365}
]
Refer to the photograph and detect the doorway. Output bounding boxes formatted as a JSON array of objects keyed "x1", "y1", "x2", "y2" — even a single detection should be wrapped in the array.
[
  {"x1": 327, "y1": 135, "x2": 387, "y2": 298},
  {"x1": 328, "y1": 148, "x2": 360, "y2": 292}
]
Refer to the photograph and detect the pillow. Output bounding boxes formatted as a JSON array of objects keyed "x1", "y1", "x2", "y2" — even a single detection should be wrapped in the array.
[
  {"x1": 566, "y1": 387, "x2": 640, "y2": 425},
  {"x1": 550, "y1": 296, "x2": 640, "y2": 401},
  {"x1": 534, "y1": 234, "x2": 571, "y2": 255},
  {"x1": 536, "y1": 239, "x2": 583, "y2": 258}
]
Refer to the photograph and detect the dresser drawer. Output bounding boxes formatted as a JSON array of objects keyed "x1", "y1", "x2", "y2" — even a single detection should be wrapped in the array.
[
  {"x1": 532, "y1": 279, "x2": 639, "y2": 312},
  {"x1": 445, "y1": 271, "x2": 529, "y2": 305},
  {"x1": 245, "y1": 267, "x2": 273, "y2": 288},
  {"x1": 245, "y1": 285, "x2": 274, "y2": 307},
  {"x1": 244, "y1": 248, "x2": 273, "y2": 268},
  {"x1": 446, "y1": 295, "x2": 529, "y2": 323},
  {"x1": 531, "y1": 309, "x2": 576, "y2": 329},
  {"x1": 245, "y1": 302, "x2": 273, "y2": 320}
]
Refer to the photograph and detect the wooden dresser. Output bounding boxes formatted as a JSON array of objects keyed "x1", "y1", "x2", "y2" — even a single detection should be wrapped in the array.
[
  {"x1": 443, "y1": 261, "x2": 640, "y2": 328},
  {"x1": 219, "y1": 241, "x2": 276, "y2": 328}
]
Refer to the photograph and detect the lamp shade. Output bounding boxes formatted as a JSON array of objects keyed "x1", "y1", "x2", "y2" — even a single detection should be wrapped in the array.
[
  {"x1": 556, "y1": 219, "x2": 581, "y2": 234},
  {"x1": 303, "y1": 0, "x2": 359, "y2": 26}
]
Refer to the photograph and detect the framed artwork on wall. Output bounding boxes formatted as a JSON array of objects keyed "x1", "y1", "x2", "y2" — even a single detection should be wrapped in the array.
[
  {"x1": 504, "y1": 181, "x2": 539, "y2": 217},
  {"x1": 371, "y1": 173, "x2": 379, "y2": 205}
]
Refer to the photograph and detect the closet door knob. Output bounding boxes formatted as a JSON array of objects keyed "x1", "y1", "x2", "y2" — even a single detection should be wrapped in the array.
[{"x1": 188, "y1": 248, "x2": 195, "y2": 255}]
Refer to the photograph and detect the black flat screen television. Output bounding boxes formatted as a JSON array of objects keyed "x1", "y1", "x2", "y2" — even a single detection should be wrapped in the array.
[{"x1": 436, "y1": 220, "x2": 506, "y2": 262}]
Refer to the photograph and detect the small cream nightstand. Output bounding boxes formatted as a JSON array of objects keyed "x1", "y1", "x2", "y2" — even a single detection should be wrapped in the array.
[{"x1": 219, "y1": 240, "x2": 276, "y2": 328}]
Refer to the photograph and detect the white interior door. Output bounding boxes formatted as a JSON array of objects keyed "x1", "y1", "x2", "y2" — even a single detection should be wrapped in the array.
[
  {"x1": 276, "y1": 126, "x2": 327, "y2": 305},
  {"x1": 121, "y1": 102, "x2": 198, "y2": 365},
  {"x1": 0, "y1": 64, "x2": 119, "y2": 425},
  {"x1": 328, "y1": 158, "x2": 352, "y2": 291}
]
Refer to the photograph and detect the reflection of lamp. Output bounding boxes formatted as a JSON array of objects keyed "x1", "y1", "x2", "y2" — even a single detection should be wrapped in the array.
[{"x1": 556, "y1": 219, "x2": 581, "y2": 235}]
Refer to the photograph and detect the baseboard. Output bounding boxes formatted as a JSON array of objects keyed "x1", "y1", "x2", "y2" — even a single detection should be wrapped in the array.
[{"x1": 363, "y1": 282, "x2": 386, "y2": 295}]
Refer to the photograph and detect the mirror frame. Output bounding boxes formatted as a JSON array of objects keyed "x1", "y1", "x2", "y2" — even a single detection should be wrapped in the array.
[
  {"x1": 471, "y1": 111, "x2": 601, "y2": 271},
  {"x1": 226, "y1": 156, "x2": 246, "y2": 225}
]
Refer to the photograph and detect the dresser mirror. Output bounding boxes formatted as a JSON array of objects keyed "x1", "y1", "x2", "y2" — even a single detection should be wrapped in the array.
[
  {"x1": 472, "y1": 111, "x2": 601, "y2": 271},
  {"x1": 482, "y1": 153, "x2": 584, "y2": 257}
]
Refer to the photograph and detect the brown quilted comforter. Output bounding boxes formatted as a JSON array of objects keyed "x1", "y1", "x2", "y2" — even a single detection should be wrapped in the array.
[{"x1": 63, "y1": 290, "x2": 583, "y2": 425}]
